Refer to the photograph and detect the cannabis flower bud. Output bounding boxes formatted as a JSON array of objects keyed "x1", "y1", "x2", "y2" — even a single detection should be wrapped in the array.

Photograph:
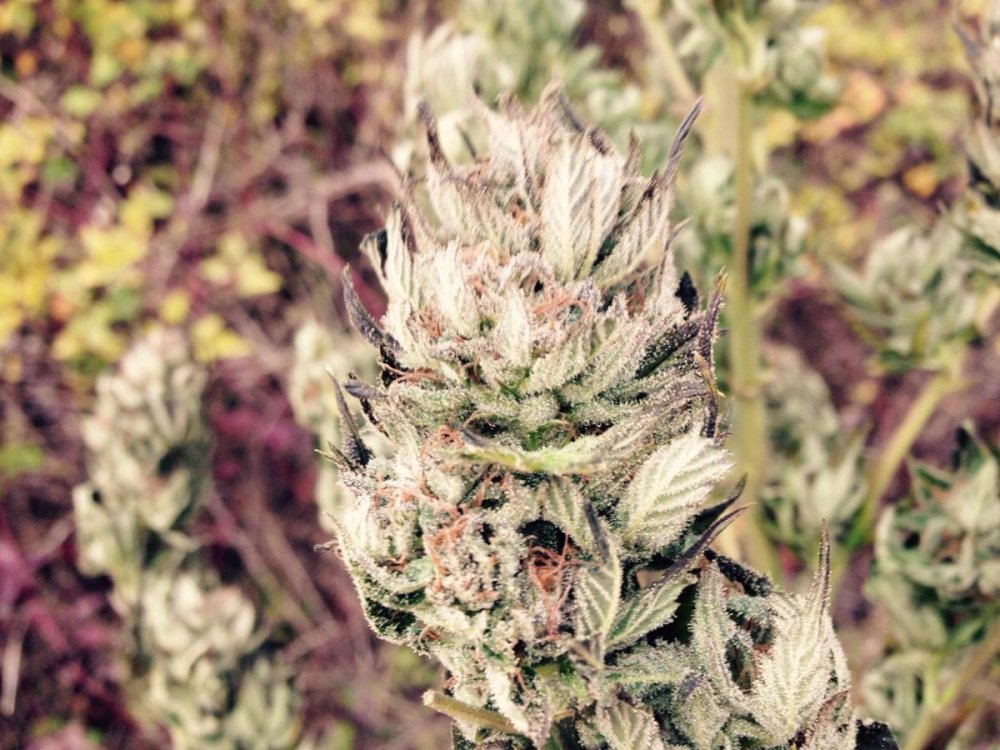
[{"x1": 324, "y1": 84, "x2": 889, "y2": 748}]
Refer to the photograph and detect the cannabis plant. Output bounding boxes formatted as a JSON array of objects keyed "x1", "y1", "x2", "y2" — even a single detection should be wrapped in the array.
[
  {"x1": 956, "y1": 0, "x2": 1000, "y2": 279},
  {"x1": 73, "y1": 329, "x2": 301, "y2": 749},
  {"x1": 396, "y1": 0, "x2": 672, "y2": 173},
  {"x1": 863, "y1": 426, "x2": 1000, "y2": 748},
  {"x1": 323, "y1": 85, "x2": 894, "y2": 749},
  {"x1": 663, "y1": 0, "x2": 837, "y2": 114},
  {"x1": 827, "y1": 223, "x2": 978, "y2": 374},
  {"x1": 74, "y1": 328, "x2": 209, "y2": 613},
  {"x1": 290, "y1": 319, "x2": 390, "y2": 533},
  {"x1": 672, "y1": 154, "x2": 807, "y2": 298},
  {"x1": 758, "y1": 344, "x2": 866, "y2": 554}
]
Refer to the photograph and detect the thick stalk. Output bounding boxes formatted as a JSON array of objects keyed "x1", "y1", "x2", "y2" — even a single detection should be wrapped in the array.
[
  {"x1": 902, "y1": 619, "x2": 1000, "y2": 750},
  {"x1": 727, "y1": 77, "x2": 777, "y2": 577}
]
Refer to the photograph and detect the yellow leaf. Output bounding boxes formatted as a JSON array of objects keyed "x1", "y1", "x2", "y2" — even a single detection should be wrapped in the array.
[
  {"x1": 766, "y1": 110, "x2": 800, "y2": 151},
  {"x1": 199, "y1": 257, "x2": 231, "y2": 285},
  {"x1": 159, "y1": 289, "x2": 190, "y2": 324},
  {"x1": 902, "y1": 163, "x2": 937, "y2": 199},
  {"x1": 61, "y1": 86, "x2": 103, "y2": 118},
  {"x1": 192, "y1": 314, "x2": 252, "y2": 362},
  {"x1": 51, "y1": 305, "x2": 124, "y2": 362},
  {"x1": 0, "y1": 308, "x2": 21, "y2": 343},
  {"x1": 343, "y1": 9, "x2": 384, "y2": 42},
  {"x1": 0, "y1": 0, "x2": 36, "y2": 38},
  {"x1": 81, "y1": 225, "x2": 147, "y2": 273},
  {"x1": 218, "y1": 231, "x2": 249, "y2": 260},
  {"x1": 234, "y1": 260, "x2": 282, "y2": 297},
  {"x1": 119, "y1": 184, "x2": 172, "y2": 235}
]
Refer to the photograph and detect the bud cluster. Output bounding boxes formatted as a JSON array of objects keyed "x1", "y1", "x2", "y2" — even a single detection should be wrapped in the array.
[
  {"x1": 73, "y1": 330, "x2": 300, "y2": 748},
  {"x1": 324, "y1": 86, "x2": 888, "y2": 749}
]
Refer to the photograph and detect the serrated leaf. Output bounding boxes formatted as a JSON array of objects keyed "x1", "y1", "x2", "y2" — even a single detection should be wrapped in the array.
[
  {"x1": 475, "y1": 96, "x2": 529, "y2": 179},
  {"x1": 574, "y1": 145, "x2": 623, "y2": 279},
  {"x1": 749, "y1": 532, "x2": 843, "y2": 744},
  {"x1": 575, "y1": 524, "x2": 621, "y2": 642},
  {"x1": 540, "y1": 478, "x2": 595, "y2": 553},
  {"x1": 592, "y1": 172, "x2": 672, "y2": 287},
  {"x1": 522, "y1": 323, "x2": 591, "y2": 394},
  {"x1": 690, "y1": 564, "x2": 742, "y2": 704},
  {"x1": 541, "y1": 137, "x2": 622, "y2": 283},
  {"x1": 541, "y1": 138, "x2": 592, "y2": 282},
  {"x1": 604, "y1": 642, "x2": 692, "y2": 687},
  {"x1": 597, "y1": 698, "x2": 665, "y2": 750},
  {"x1": 672, "y1": 674, "x2": 730, "y2": 750},
  {"x1": 562, "y1": 298, "x2": 650, "y2": 401},
  {"x1": 800, "y1": 690, "x2": 857, "y2": 750},
  {"x1": 485, "y1": 667, "x2": 531, "y2": 735},
  {"x1": 332, "y1": 380, "x2": 372, "y2": 470},
  {"x1": 459, "y1": 177, "x2": 534, "y2": 251},
  {"x1": 492, "y1": 289, "x2": 533, "y2": 368},
  {"x1": 343, "y1": 266, "x2": 395, "y2": 350},
  {"x1": 431, "y1": 242, "x2": 481, "y2": 338},
  {"x1": 608, "y1": 572, "x2": 694, "y2": 650},
  {"x1": 364, "y1": 208, "x2": 417, "y2": 307},
  {"x1": 618, "y1": 430, "x2": 734, "y2": 551}
]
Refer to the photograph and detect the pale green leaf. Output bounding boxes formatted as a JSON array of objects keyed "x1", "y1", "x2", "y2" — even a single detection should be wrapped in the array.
[
  {"x1": 690, "y1": 564, "x2": 742, "y2": 704},
  {"x1": 485, "y1": 667, "x2": 531, "y2": 734},
  {"x1": 541, "y1": 137, "x2": 593, "y2": 282},
  {"x1": 618, "y1": 431, "x2": 734, "y2": 551},
  {"x1": 608, "y1": 572, "x2": 695, "y2": 650},
  {"x1": 575, "y1": 526, "x2": 621, "y2": 642},
  {"x1": 597, "y1": 698, "x2": 665, "y2": 750},
  {"x1": 592, "y1": 172, "x2": 673, "y2": 287},
  {"x1": 749, "y1": 534, "x2": 844, "y2": 744},
  {"x1": 671, "y1": 675, "x2": 730, "y2": 750},
  {"x1": 540, "y1": 478, "x2": 595, "y2": 553},
  {"x1": 604, "y1": 642, "x2": 692, "y2": 687}
]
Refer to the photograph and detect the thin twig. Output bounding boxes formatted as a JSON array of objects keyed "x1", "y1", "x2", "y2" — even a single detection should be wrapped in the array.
[
  {"x1": 1, "y1": 620, "x2": 26, "y2": 716},
  {"x1": 264, "y1": 220, "x2": 344, "y2": 281},
  {"x1": 204, "y1": 491, "x2": 315, "y2": 633}
]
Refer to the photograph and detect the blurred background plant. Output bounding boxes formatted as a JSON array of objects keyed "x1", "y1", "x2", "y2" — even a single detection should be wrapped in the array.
[
  {"x1": 1, "y1": 0, "x2": 998, "y2": 748},
  {"x1": 863, "y1": 425, "x2": 1000, "y2": 749},
  {"x1": 72, "y1": 329, "x2": 302, "y2": 748}
]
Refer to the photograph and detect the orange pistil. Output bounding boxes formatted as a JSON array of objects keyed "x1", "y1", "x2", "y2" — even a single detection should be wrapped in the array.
[{"x1": 527, "y1": 536, "x2": 577, "y2": 639}]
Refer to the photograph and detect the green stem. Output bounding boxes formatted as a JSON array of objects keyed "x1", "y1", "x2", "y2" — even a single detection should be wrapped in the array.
[
  {"x1": 726, "y1": 71, "x2": 778, "y2": 578},
  {"x1": 631, "y1": 0, "x2": 698, "y2": 109},
  {"x1": 846, "y1": 367, "x2": 958, "y2": 550},
  {"x1": 423, "y1": 690, "x2": 518, "y2": 735},
  {"x1": 902, "y1": 619, "x2": 1000, "y2": 750}
]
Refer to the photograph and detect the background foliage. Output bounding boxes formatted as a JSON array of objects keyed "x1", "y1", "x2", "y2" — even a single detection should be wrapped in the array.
[{"x1": 0, "y1": 0, "x2": 997, "y2": 748}]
